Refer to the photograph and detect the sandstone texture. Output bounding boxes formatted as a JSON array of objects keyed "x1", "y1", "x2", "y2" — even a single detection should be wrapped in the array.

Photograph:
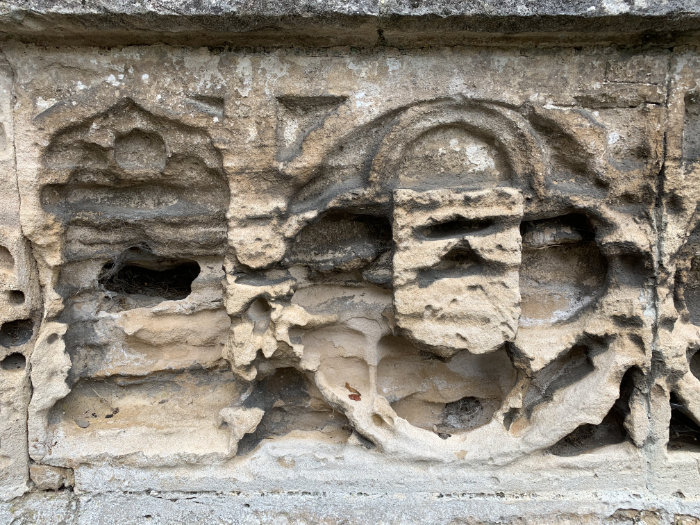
[{"x1": 0, "y1": 1, "x2": 698, "y2": 523}]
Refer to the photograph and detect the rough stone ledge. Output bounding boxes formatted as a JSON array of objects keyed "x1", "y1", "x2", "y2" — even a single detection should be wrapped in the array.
[
  {"x1": 3, "y1": 490, "x2": 700, "y2": 525},
  {"x1": 0, "y1": 0, "x2": 700, "y2": 46}
]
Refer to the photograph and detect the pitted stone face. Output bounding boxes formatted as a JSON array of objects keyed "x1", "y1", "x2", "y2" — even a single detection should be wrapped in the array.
[
  {"x1": 4, "y1": 43, "x2": 698, "y2": 502},
  {"x1": 392, "y1": 188, "x2": 523, "y2": 356},
  {"x1": 30, "y1": 93, "x2": 657, "y2": 466},
  {"x1": 214, "y1": 94, "x2": 662, "y2": 462}
]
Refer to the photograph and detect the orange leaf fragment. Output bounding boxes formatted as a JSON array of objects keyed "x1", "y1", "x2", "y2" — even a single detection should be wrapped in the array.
[{"x1": 344, "y1": 382, "x2": 360, "y2": 395}]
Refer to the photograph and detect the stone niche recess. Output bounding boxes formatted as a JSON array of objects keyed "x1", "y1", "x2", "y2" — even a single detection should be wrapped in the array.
[{"x1": 0, "y1": 3, "x2": 699, "y2": 521}]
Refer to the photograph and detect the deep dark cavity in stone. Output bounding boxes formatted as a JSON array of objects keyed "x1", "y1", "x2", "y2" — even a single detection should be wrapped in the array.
[
  {"x1": 669, "y1": 392, "x2": 700, "y2": 451},
  {"x1": 1, "y1": 352, "x2": 26, "y2": 371},
  {"x1": 0, "y1": 319, "x2": 33, "y2": 347},
  {"x1": 99, "y1": 247, "x2": 200, "y2": 301}
]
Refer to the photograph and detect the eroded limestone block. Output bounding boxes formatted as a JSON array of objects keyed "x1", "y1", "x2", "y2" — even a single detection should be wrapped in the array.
[
  {"x1": 656, "y1": 50, "x2": 700, "y2": 465},
  {"x1": 0, "y1": 53, "x2": 41, "y2": 502},
  {"x1": 393, "y1": 188, "x2": 523, "y2": 356},
  {"x1": 0, "y1": 41, "x2": 694, "y2": 500},
  {"x1": 29, "y1": 465, "x2": 73, "y2": 491}
]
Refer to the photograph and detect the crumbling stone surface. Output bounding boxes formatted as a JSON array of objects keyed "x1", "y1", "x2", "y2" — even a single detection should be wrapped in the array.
[{"x1": 0, "y1": 1, "x2": 698, "y2": 522}]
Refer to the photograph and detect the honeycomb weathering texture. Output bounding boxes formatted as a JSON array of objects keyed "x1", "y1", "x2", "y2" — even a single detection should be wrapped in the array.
[{"x1": 0, "y1": 26, "x2": 698, "y2": 520}]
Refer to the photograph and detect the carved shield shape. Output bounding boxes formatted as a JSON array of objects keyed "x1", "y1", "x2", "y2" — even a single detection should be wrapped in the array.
[{"x1": 393, "y1": 188, "x2": 523, "y2": 357}]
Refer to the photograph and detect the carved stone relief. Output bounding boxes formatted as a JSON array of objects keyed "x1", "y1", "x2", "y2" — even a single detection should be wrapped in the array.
[{"x1": 0, "y1": 44, "x2": 697, "y2": 503}]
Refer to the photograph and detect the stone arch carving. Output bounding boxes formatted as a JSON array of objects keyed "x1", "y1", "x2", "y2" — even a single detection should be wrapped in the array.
[
  {"x1": 367, "y1": 100, "x2": 546, "y2": 196},
  {"x1": 40, "y1": 97, "x2": 228, "y2": 260},
  {"x1": 224, "y1": 96, "x2": 651, "y2": 464}
]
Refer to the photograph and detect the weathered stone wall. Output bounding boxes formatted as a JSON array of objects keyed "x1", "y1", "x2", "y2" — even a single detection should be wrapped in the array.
[{"x1": 0, "y1": 2, "x2": 699, "y2": 523}]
